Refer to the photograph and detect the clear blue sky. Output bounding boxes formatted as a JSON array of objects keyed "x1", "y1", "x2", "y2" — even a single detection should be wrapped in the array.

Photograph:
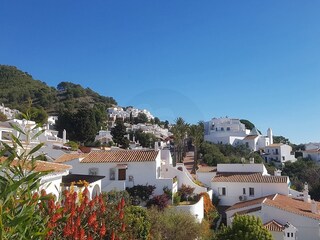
[{"x1": 1, "y1": 1, "x2": 320, "y2": 144}]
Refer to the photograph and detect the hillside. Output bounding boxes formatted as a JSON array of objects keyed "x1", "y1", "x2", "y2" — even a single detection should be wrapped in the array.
[{"x1": 0, "y1": 65, "x2": 117, "y2": 114}]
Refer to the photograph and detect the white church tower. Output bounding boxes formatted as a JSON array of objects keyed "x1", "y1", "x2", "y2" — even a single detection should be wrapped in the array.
[{"x1": 267, "y1": 128, "x2": 273, "y2": 145}]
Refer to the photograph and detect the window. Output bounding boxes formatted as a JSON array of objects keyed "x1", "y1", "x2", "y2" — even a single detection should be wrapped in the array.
[
  {"x1": 282, "y1": 156, "x2": 285, "y2": 161},
  {"x1": 110, "y1": 168, "x2": 116, "y2": 180},
  {"x1": 227, "y1": 127, "x2": 230, "y2": 131},
  {"x1": 249, "y1": 187, "x2": 254, "y2": 196},
  {"x1": 89, "y1": 168, "x2": 98, "y2": 176},
  {"x1": 287, "y1": 233, "x2": 290, "y2": 237},
  {"x1": 221, "y1": 127, "x2": 224, "y2": 131},
  {"x1": 243, "y1": 188, "x2": 246, "y2": 195},
  {"x1": 291, "y1": 233, "x2": 294, "y2": 237},
  {"x1": 219, "y1": 187, "x2": 226, "y2": 196}
]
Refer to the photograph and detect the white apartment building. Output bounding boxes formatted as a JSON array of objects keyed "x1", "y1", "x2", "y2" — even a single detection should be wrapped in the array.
[
  {"x1": 263, "y1": 144, "x2": 296, "y2": 165},
  {"x1": 204, "y1": 117, "x2": 273, "y2": 151}
]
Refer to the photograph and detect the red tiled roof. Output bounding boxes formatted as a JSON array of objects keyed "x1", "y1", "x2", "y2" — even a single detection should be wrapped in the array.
[
  {"x1": 212, "y1": 172, "x2": 288, "y2": 183},
  {"x1": 264, "y1": 194, "x2": 320, "y2": 221},
  {"x1": 265, "y1": 144, "x2": 284, "y2": 148},
  {"x1": 303, "y1": 149, "x2": 320, "y2": 153},
  {"x1": 264, "y1": 220, "x2": 284, "y2": 232},
  {"x1": 55, "y1": 153, "x2": 87, "y2": 163},
  {"x1": 233, "y1": 206, "x2": 262, "y2": 217},
  {"x1": 81, "y1": 150, "x2": 159, "y2": 163},
  {"x1": 0, "y1": 157, "x2": 71, "y2": 173},
  {"x1": 227, "y1": 194, "x2": 276, "y2": 211}
]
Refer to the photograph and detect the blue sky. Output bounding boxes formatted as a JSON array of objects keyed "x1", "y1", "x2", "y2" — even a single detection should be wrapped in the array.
[{"x1": 1, "y1": 1, "x2": 320, "y2": 144}]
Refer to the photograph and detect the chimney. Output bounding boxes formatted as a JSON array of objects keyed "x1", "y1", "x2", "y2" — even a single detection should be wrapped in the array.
[
  {"x1": 249, "y1": 157, "x2": 254, "y2": 164},
  {"x1": 311, "y1": 200, "x2": 318, "y2": 214},
  {"x1": 274, "y1": 169, "x2": 282, "y2": 176},
  {"x1": 63, "y1": 129, "x2": 67, "y2": 144},
  {"x1": 303, "y1": 182, "x2": 311, "y2": 203},
  {"x1": 154, "y1": 141, "x2": 159, "y2": 151}
]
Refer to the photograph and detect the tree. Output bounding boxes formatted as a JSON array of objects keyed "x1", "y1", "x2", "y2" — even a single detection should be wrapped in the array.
[
  {"x1": 273, "y1": 135, "x2": 290, "y2": 144},
  {"x1": 133, "y1": 129, "x2": 157, "y2": 148},
  {"x1": 240, "y1": 119, "x2": 255, "y2": 130},
  {"x1": 154, "y1": 117, "x2": 160, "y2": 125},
  {"x1": 111, "y1": 119, "x2": 129, "y2": 149},
  {"x1": 134, "y1": 112, "x2": 148, "y2": 124},
  {"x1": 171, "y1": 117, "x2": 189, "y2": 164},
  {"x1": 216, "y1": 215, "x2": 274, "y2": 240},
  {"x1": 189, "y1": 122, "x2": 204, "y2": 172}
]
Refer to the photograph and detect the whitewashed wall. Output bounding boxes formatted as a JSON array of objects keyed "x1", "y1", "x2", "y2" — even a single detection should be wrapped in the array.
[{"x1": 175, "y1": 196, "x2": 204, "y2": 222}]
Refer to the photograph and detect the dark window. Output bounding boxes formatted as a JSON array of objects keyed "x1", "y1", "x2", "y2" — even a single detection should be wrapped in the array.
[
  {"x1": 227, "y1": 127, "x2": 230, "y2": 131},
  {"x1": 287, "y1": 233, "x2": 290, "y2": 237},
  {"x1": 221, "y1": 127, "x2": 224, "y2": 131},
  {"x1": 243, "y1": 188, "x2": 246, "y2": 195},
  {"x1": 249, "y1": 187, "x2": 254, "y2": 196}
]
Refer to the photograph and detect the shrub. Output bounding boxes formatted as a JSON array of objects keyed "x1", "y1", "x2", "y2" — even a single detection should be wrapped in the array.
[
  {"x1": 173, "y1": 192, "x2": 181, "y2": 205},
  {"x1": 124, "y1": 206, "x2": 151, "y2": 240},
  {"x1": 178, "y1": 184, "x2": 195, "y2": 201},
  {"x1": 146, "y1": 194, "x2": 170, "y2": 211},
  {"x1": 126, "y1": 184, "x2": 156, "y2": 204}
]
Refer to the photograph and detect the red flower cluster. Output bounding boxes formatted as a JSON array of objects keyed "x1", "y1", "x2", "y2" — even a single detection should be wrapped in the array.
[{"x1": 40, "y1": 186, "x2": 126, "y2": 240}]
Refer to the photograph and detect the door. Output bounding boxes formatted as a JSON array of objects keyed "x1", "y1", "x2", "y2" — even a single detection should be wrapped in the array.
[{"x1": 118, "y1": 169, "x2": 126, "y2": 180}]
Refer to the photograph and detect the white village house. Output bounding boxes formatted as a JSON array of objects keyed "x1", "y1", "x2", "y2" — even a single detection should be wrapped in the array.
[
  {"x1": 262, "y1": 143, "x2": 296, "y2": 165},
  {"x1": 55, "y1": 149, "x2": 209, "y2": 222},
  {"x1": 204, "y1": 117, "x2": 273, "y2": 151},
  {"x1": 225, "y1": 191, "x2": 320, "y2": 240}
]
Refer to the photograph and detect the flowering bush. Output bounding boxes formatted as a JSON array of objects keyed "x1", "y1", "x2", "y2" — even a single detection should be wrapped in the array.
[{"x1": 42, "y1": 185, "x2": 126, "y2": 240}]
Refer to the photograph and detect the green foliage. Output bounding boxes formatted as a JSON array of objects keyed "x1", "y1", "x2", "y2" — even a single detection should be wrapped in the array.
[
  {"x1": 171, "y1": 117, "x2": 189, "y2": 163},
  {"x1": 173, "y1": 192, "x2": 181, "y2": 205},
  {"x1": 240, "y1": 119, "x2": 255, "y2": 130},
  {"x1": 132, "y1": 129, "x2": 157, "y2": 148},
  {"x1": 0, "y1": 65, "x2": 117, "y2": 115},
  {"x1": 282, "y1": 158, "x2": 320, "y2": 200},
  {"x1": 110, "y1": 119, "x2": 129, "y2": 149},
  {"x1": 0, "y1": 120, "x2": 50, "y2": 239},
  {"x1": 103, "y1": 190, "x2": 132, "y2": 206},
  {"x1": 0, "y1": 112, "x2": 7, "y2": 121},
  {"x1": 273, "y1": 135, "x2": 290, "y2": 144},
  {"x1": 200, "y1": 142, "x2": 263, "y2": 166},
  {"x1": 216, "y1": 215, "x2": 274, "y2": 240},
  {"x1": 56, "y1": 107, "x2": 104, "y2": 143},
  {"x1": 64, "y1": 141, "x2": 79, "y2": 151},
  {"x1": 124, "y1": 206, "x2": 151, "y2": 240},
  {"x1": 134, "y1": 112, "x2": 148, "y2": 124},
  {"x1": 148, "y1": 207, "x2": 203, "y2": 240}
]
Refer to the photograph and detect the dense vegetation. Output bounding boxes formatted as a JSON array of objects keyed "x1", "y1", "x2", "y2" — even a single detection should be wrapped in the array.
[{"x1": 0, "y1": 65, "x2": 117, "y2": 115}]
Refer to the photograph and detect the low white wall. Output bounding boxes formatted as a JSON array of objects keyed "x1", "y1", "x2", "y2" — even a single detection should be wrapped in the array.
[
  {"x1": 102, "y1": 180, "x2": 126, "y2": 192},
  {"x1": 162, "y1": 164, "x2": 207, "y2": 194},
  {"x1": 196, "y1": 171, "x2": 216, "y2": 187},
  {"x1": 175, "y1": 196, "x2": 204, "y2": 223}
]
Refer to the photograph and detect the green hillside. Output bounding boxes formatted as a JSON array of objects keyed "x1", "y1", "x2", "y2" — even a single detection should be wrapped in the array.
[{"x1": 0, "y1": 65, "x2": 117, "y2": 114}]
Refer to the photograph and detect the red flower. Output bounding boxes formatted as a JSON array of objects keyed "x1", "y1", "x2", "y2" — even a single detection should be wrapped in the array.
[
  {"x1": 99, "y1": 224, "x2": 106, "y2": 237},
  {"x1": 88, "y1": 212, "x2": 97, "y2": 226},
  {"x1": 121, "y1": 223, "x2": 126, "y2": 232}
]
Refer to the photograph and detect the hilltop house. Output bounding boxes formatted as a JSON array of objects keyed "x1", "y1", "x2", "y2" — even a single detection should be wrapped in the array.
[
  {"x1": 203, "y1": 117, "x2": 273, "y2": 151},
  {"x1": 303, "y1": 148, "x2": 320, "y2": 162}
]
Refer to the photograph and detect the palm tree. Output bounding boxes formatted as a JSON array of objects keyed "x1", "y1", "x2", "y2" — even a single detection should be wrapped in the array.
[
  {"x1": 171, "y1": 117, "x2": 189, "y2": 164},
  {"x1": 189, "y1": 122, "x2": 204, "y2": 173}
]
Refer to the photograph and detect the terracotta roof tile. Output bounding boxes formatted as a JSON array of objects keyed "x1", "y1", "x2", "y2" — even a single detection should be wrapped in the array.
[
  {"x1": 0, "y1": 157, "x2": 71, "y2": 173},
  {"x1": 227, "y1": 194, "x2": 276, "y2": 211},
  {"x1": 55, "y1": 153, "x2": 87, "y2": 163},
  {"x1": 265, "y1": 144, "x2": 284, "y2": 148},
  {"x1": 264, "y1": 220, "x2": 284, "y2": 232},
  {"x1": 81, "y1": 150, "x2": 159, "y2": 163},
  {"x1": 212, "y1": 172, "x2": 288, "y2": 183},
  {"x1": 264, "y1": 194, "x2": 320, "y2": 221},
  {"x1": 233, "y1": 206, "x2": 262, "y2": 217},
  {"x1": 303, "y1": 149, "x2": 320, "y2": 153}
]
